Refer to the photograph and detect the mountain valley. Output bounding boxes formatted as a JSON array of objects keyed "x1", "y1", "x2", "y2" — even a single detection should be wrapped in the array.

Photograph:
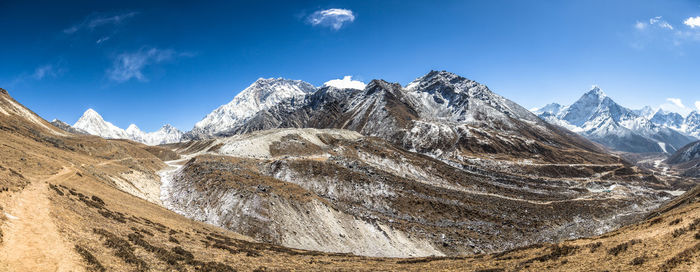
[{"x1": 1, "y1": 71, "x2": 699, "y2": 271}]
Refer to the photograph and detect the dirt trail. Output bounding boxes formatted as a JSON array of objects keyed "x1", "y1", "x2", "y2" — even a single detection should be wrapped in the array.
[{"x1": 0, "y1": 168, "x2": 83, "y2": 272}]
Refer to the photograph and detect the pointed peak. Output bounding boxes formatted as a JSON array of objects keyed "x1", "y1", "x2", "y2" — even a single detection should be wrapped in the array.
[
  {"x1": 585, "y1": 85, "x2": 606, "y2": 97},
  {"x1": 81, "y1": 108, "x2": 103, "y2": 119},
  {"x1": 160, "y1": 124, "x2": 178, "y2": 131},
  {"x1": 243, "y1": 77, "x2": 316, "y2": 93},
  {"x1": 420, "y1": 70, "x2": 462, "y2": 81},
  {"x1": 127, "y1": 124, "x2": 140, "y2": 130}
]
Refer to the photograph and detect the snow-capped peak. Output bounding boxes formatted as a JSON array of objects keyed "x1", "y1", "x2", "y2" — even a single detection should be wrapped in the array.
[
  {"x1": 126, "y1": 124, "x2": 142, "y2": 133},
  {"x1": 323, "y1": 76, "x2": 366, "y2": 90},
  {"x1": 584, "y1": 86, "x2": 606, "y2": 99},
  {"x1": 74, "y1": 109, "x2": 129, "y2": 139},
  {"x1": 535, "y1": 86, "x2": 697, "y2": 153},
  {"x1": 72, "y1": 109, "x2": 183, "y2": 145},
  {"x1": 191, "y1": 77, "x2": 316, "y2": 136}
]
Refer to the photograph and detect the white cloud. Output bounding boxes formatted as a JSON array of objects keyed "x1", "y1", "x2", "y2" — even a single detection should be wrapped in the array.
[
  {"x1": 685, "y1": 16, "x2": 700, "y2": 28},
  {"x1": 64, "y1": 11, "x2": 138, "y2": 34},
  {"x1": 649, "y1": 16, "x2": 673, "y2": 30},
  {"x1": 306, "y1": 8, "x2": 355, "y2": 30},
  {"x1": 695, "y1": 101, "x2": 700, "y2": 111},
  {"x1": 324, "y1": 76, "x2": 366, "y2": 90},
  {"x1": 107, "y1": 48, "x2": 177, "y2": 82},
  {"x1": 667, "y1": 98, "x2": 685, "y2": 108},
  {"x1": 635, "y1": 21, "x2": 647, "y2": 30},
  {"x1": 660, "y1": 98, "x2": 692, "y2": 115}
]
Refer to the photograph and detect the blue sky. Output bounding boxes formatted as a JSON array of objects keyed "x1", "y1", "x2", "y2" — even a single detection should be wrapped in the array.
[{"x1": 1, "y1": 0, "x2": 700, "y2": 131}]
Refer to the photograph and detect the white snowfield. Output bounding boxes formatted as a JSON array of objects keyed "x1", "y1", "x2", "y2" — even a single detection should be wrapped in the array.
[
  {"x1": 72, "y1": 108, "x2": 184, "y2": 145},
  {"x1": 216, "y1": 128, "x2": 362, "y2": 159}
]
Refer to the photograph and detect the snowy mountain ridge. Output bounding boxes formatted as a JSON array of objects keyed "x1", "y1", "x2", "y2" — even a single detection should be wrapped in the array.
[
  {"x1": 72, "y1": 109, "x2": 183, "y2": 145},
  {"x1": 533, "y1": 87, "x2": 698, "y2": 153},
  {"x1": 188, "y1": 77, "x2": 317, "y2": 138}
]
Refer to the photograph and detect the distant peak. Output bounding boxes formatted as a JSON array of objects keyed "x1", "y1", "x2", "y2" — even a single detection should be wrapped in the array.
[
  {"x1": 244, "y1": 77, "x2": 316, "y2": 93},
  {"x1": 584, "y1": 86, "x2": 606, "y2": 98},
  {"x1": 82, "y1": 108, "x2": 103, "y2": 119},
  {"x1": 422, "y1": 70, "x2": 461, "y2": 81},
  {"x1": 160, "y1": 124, "x2": 177, "y2": 131},
  {"x1": 127, "y1": 124, "x2": 140, "y2": 130}
]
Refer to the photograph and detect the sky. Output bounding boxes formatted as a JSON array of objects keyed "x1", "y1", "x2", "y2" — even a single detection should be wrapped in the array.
[{"x1": 1, "y1": 0, "x2": 700, "y2": 131}]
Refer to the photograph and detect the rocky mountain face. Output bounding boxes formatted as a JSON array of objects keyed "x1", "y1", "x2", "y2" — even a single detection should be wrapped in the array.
[
  {"x1": 186, "y1": 78, "x2": 317, "y2": 139},
  {"x1": 666, "y1": 140, "x2": 700, "y2": 178},
  {"x1": 534, "y1": 87, "x2": 696, "y2": 153},
  {"x1": 51, "y1": 119, "x2": 88, "y2": 135},
  {"x1": 673, "y1": 111, "x2": 700, "y2": 138},
  {"x1": 650, "y1": 110, "x2": 685, "y2": 130},
  {"x1": 668, "y1": 140, "x2": 700, "y2": 164},
  {"x1": 72, "y1": 109, "x2": 184, "y2": 145}
]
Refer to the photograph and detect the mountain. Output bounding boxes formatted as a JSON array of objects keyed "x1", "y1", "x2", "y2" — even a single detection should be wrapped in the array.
[
  {"x1": 50, "y1": 119, "x2": 88, "y2": 135},
  {"x1": 535, "y1": 87, "x2": 696, "y2": 153},
  {"x1": 127, "y1": 124, "x2": 184, "y2": 145},
  {"x1": 650, "y1": 110, "x2": 684, "y2": 130},
  {"x1": 668, "y1": 140, "x2": 700, "y2": 164},
  {"x1": 684, "y1": 111, "x2": 700, "y2": 138},
  {"x1": 187, "y1": 78, "x2": 317, "y2": 138},
  {"x1": 667, "y1": 140, "x2": 700, "y2": 178},
  {"x1": 73, "y1": 108, "x2": 183, "y2": 145},
  {"x1": 73, "y1": 108, "x2": 129, "y2": 139}
]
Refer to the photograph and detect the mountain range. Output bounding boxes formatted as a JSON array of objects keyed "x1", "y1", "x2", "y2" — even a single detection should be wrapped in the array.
[
  {"x1": 66, "y1": 108, "x2": 185, "y2": 145},
  {"x1": 66, "y1": 74, "x2": 699, "y2": 159},
  {"x1": 534, "y1": 87, "x2": 699, "y2": 154}
]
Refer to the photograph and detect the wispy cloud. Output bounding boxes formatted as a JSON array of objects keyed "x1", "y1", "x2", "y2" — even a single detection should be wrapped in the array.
[
  {"x1": 96, "y1": 36, "x2": 111, "y2": 44},
  {"x1": 33, "y1": 64, "x2": 59, "y2": 80},
  {"x1": 4, "y1": 62, "x2": 65, "y2": 88},
  {"x1": 64, "y1": 11, "x2": 138, "y2": 34},
  {"x1": 660, "y1": 97, "x2": 692, "y2": 115},
  {"x1": 667, "y1": 98, "x2": 685, "y2": 108},
  {"x1": 107, "y1": 48, "x2": 193, "y2": 82},
  {"x1": 306, "y1": 8, "x2": 355, "y2": 30},
  {"x1": 649, "y1": 16, "x2": 673, "y2": 30},
  {"x1": 685, "y1": 16, "x2": 700, "y2": 28},
  {"x1": 632, "y1": 15, "x2": 700, "y2": 50},
  {"x1": 636, "y1": 16, "x2": 674, "y2": 31}
]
